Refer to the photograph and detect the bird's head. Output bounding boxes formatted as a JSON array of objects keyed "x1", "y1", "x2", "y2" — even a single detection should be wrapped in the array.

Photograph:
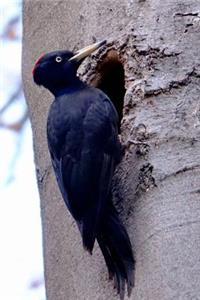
[{"x1": 32, "y1": 40, "x2": 106, "y2": 95}]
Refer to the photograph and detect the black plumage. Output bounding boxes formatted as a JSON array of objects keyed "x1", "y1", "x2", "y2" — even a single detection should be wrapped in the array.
[{"x1": 33, "y1": 41, "x2": 135, "y2": 299}]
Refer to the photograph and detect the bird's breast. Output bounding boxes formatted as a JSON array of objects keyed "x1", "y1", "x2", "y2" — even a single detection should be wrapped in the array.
[{"x1": 47, "y1": 95, "x2": 89, "y2": 160}]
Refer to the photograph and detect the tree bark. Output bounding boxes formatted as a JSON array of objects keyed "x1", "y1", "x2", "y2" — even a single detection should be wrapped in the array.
[{"x1": 23, "y1": 1, "x2": 200, "y2": 299}]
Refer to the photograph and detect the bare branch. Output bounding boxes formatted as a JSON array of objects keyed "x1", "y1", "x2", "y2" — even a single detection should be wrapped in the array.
[
  {"x1": 0, "y1": 83, "x2": 23, "y2": 115},
  {"x1": 0, "y1": 16, "x2": 20, "y2": 40},
  {"x1": 0, "y1": 109, "x2": 28, "y2": 133}
]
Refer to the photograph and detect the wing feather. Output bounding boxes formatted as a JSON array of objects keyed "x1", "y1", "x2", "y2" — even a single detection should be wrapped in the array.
[{"x1": 48, "y1": 91, "x2": 122, "y2": 253}]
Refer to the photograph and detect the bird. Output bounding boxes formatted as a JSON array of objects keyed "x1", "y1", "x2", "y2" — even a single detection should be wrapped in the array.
[{"x1": 33, "y1": 40, "x2": 135, "y2": 299}]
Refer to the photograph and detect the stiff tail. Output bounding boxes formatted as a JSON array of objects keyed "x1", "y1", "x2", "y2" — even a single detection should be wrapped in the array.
[{"x1": 97, "y1": 205, "x2": 135, "y2": 300}]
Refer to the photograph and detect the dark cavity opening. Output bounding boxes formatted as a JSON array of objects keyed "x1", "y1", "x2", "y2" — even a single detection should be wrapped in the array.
[{"x1": 91, "y1": 50, "x2": 126, "y2": 132}]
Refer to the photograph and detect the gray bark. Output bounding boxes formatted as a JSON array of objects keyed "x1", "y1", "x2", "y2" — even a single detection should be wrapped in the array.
[{"x1": 23, "y1": 1, "x2": 200, "y2": 299}]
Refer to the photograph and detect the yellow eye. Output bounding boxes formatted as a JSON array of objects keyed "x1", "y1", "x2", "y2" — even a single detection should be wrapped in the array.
[{"x1": 55, "y1": 56, "x2": 62, "y2": 63}]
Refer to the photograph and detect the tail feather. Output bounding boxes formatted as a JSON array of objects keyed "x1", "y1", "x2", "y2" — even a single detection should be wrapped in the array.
[
  {"x1": 97, "y1": 205, "x2": 135, "y2": 299},
  {"x1": 98, "y1": 236, "x2": 126, "y2": 300}
]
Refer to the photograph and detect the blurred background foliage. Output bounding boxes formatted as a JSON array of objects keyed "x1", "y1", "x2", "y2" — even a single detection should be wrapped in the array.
[{"x1": 0, "y1": 1, "x2": 45, "y2": 299}]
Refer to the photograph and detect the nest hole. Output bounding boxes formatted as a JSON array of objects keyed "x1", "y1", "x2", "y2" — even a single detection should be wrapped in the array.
[{"x1": 91, "y1": 50, "x2": 126, "y2": 132}]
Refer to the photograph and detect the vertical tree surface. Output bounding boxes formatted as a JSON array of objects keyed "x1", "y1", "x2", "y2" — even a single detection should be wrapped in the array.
[{"x1": 23, "y1": 1, "x2": 200, "y2": 299}]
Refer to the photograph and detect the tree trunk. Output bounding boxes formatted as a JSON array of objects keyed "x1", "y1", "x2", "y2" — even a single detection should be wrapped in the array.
[{"x1": 22, "y1": 1, "x2": 200, "y2": 299}]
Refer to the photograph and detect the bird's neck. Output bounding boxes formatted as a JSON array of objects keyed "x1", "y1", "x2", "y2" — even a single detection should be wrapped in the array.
[{"x1": 50, "y1": 77, "x2": 86, "y2": 97}]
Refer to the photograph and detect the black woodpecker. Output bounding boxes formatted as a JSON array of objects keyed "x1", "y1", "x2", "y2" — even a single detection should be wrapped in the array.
[{"x1": 33, "y1": 41, "x2": 135, "y2": 299}]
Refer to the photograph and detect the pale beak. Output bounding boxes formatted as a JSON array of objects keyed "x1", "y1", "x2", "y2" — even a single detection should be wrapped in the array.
[{"x1": 69, "y1": 40, "x2": 106, "y2": 62}]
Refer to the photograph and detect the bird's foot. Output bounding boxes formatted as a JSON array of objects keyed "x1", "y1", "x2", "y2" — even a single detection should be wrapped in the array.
[
  {"x1": 123, "y1": 139, "x2": 150, "y2": 156},
  {"x1": 124, "y1": 139, "x2": 149, "y2": 149}
]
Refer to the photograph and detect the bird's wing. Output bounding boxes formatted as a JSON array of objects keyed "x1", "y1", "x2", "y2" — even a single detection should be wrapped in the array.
[{"x1": 59, "y1": 96, "x2": 122, "y2": 253}]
